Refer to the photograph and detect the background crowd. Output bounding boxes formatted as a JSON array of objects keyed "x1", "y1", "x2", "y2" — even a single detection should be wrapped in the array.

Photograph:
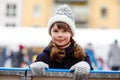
[
  {"x1": 0, "y1": 45, "x2": 37, "y2": 68},
  {"x1": 0, "y1": 39, "x2": 120, "y2": 71}
]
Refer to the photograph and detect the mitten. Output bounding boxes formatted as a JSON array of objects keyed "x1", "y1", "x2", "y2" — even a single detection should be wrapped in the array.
[
  {"x1": 70, "y1": 61, "x2": 90, "y2": 80},
  {"x1": 30, "y1": 61, "x2": 49, "y2": 75}
]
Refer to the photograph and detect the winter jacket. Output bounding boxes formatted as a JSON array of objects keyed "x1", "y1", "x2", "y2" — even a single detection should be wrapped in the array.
[
  {"x1": 108, "y1": 44, "x2": 120, "y2": 67},
  {"x1": 35, "y1": 42, "x2": 93, "y2": 70}
]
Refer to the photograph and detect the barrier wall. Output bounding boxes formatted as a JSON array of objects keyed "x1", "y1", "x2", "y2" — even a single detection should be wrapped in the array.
[
  {"x1": 0, "y1": 67, "x2": 120, "y2": 80},
  {"x1": 0, "y1": 68, "x2": 26, "y2": 80}
]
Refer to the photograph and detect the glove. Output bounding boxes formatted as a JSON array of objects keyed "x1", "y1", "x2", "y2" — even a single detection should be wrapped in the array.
[
  {"x1": 30, "y1": 62, "x2": 49, "y2": 75},
  {"x1": 70, "y1": 61, "x2": 90, "y2": 80},
  {"x1": 70, "y1": 61, "x2": 90, "y2": 74}
]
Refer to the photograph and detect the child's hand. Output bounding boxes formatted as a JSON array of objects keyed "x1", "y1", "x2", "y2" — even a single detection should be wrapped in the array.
[
  {"x1": 30, "y1": 62, "x2": 49, "y2": 75},
  {"x1": 70, "y1": 61, "x2": 90, "y2": 74}
]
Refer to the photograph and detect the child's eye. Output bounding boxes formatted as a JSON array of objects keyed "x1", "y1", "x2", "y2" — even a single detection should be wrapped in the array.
[
  {"x1": 63, "y1": 29, "x2": 67, "y2": 32},
  {"x1": 53, "y1": 30, "x2": 58, "y2": 32}
]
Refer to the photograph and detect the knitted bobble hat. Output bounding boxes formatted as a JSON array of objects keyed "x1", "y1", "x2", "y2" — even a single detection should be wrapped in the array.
[{"x1": 47, "y1": 4, "x2": 76, "y2": 36}]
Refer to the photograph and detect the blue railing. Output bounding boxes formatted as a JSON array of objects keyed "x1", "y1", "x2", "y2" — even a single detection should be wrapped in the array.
[
  {"x1": 0, "y1": 67, "x2": 120, "y2": 74},
  {"x1": 0, "y1": 67, "x2": 120, "y2": 80},
  {"x1": 0, "y1": 67, "x2": 28, "y2": 71}
]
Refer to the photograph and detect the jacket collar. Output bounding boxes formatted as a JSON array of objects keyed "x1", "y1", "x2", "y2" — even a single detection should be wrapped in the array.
[{"x1": 43, "y1": 41, "x2": 75, "y2": 57}]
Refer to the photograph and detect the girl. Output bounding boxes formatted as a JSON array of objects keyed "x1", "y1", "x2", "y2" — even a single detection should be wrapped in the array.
[{"x1": 30, "y1": 4, "x2": 93, "y2": 75}]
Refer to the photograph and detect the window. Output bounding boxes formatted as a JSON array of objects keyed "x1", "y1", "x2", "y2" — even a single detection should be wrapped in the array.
[
  {"x1": 72, "y1": 5, "x2": 89, "y2": 28},
  {"x1": 5, "y1": 23, "x2": 16, "y2": 27},
  {"x1": 33, "y1": 4, "x2": 41, "y2": 18},
  {"x1": 6, "y1": 3, "x2": 16, "y2": 17},
  {"x1": 101, "y1": 7, "x2": 107, "y2": 18}
]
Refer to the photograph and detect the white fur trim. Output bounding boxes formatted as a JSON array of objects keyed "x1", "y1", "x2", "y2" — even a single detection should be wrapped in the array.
[{"x1": 47, "y1": 15, "x2": 76, "y2": 36}]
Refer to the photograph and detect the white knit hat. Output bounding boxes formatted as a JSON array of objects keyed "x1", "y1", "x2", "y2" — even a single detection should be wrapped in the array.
[{"x1": 47, "y1": 4, "x2": 76, "y2": 36}]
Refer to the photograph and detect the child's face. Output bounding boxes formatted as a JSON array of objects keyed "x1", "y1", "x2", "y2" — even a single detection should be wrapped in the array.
[{"x1": 50, "y1": 23, "x2": 71, "y2": 48}]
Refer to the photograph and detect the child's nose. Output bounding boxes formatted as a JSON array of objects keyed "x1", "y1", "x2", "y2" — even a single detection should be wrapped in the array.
[{"x1": 58, "y1": 32, "x2": 63, "y2": 36}]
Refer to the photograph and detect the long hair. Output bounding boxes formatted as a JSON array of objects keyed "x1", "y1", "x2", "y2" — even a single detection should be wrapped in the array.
[
  {"x1": 49, "y1": 22, "x2": 86, "y2": 62},
  {"x1": 72, "y1": 39, "x2": 86, "y2": 60}
]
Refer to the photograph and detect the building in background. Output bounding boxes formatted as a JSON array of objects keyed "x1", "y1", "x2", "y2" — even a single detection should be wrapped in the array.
[
  {"x1": 89, "y1": 0, "x2": 120, "y2": 29},
  {"x1": 0, "y1": 0, "x2": 23, "y2": 27},
  {"x1": 0, "y1": 0, "x2": 120, "y2": 29},
  {"x1": 0, "y1": 0, "x2": 120, "y2": 67},
  {"x1": 22, "y1": 0, "x2": 53, "y2": 27}
]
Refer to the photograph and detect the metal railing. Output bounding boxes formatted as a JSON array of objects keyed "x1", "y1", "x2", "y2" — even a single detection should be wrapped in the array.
[{"x1": 0, "y1": 67, "x2": 120, "y2": 80}]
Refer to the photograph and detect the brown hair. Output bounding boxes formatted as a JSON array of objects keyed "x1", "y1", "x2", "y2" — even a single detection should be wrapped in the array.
[
  {"x1": 49, "y1": 42, "x2": 66, "y2": 62},
  {"x1": 49, "y1": 21, "x2": 73, "y2": 37},
  {"x1": 72, "y1": 39, "x2": 86, "y2": 60},
  {"x1": 49, "y1": 22, "x2": 86, "y2": 62},
  {"x1": 49, "y1": 39, "x2": 86, "y2": 62}
]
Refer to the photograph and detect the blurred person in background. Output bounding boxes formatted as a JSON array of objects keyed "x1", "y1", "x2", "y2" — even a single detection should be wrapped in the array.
[
  {"x1": 32, "y1": 50, "x2": 39, "y2": 62},
  {"x1": 21, "y1": 47, "x2": 29, "y2": 68},
  {"x1": 97, "y1": 57, "x2": 110, "y2": 70},
  {"x1": 107, "y1": 39, "x2": 120, "y2": 70},
  {"x1": 27, "y1": 48, "x2": 34, "y2": 65},
  {"x1": 11, "y1": 45, "x2": 24, "y2": 67},
  {"x1": 84, "y1": 43, "x2": 98, "y2": 69},
  {"x1": 0, "y1": 47, "x2": 7, "y2": 67}
]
